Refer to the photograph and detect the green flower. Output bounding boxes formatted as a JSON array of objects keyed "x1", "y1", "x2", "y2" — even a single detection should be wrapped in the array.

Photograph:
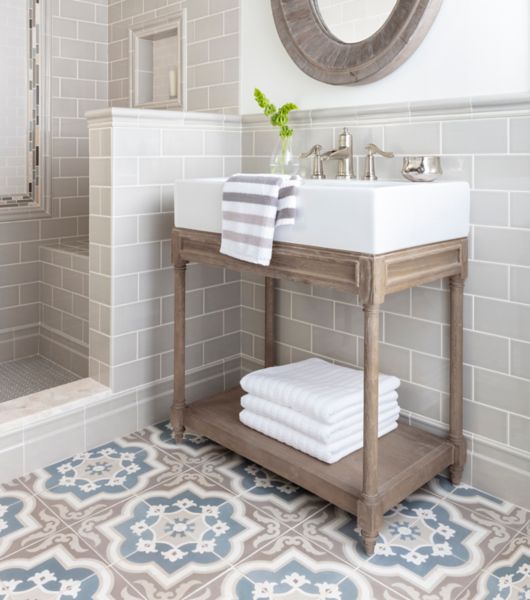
[{"x1": 254, "y1": 88, "x2": 298, "y2": 139}]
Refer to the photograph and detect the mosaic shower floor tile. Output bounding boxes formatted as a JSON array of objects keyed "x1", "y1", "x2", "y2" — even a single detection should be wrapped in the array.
[
  {"x1": 0, "y1": 420, "x2": 526, "y2": 600},
  {"x1": 0, "y1": 356, "x2": 78, "y2": 403}
]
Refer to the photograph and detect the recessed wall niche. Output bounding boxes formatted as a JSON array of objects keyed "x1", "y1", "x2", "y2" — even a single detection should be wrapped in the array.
[{"x1": 129, "y1": 11, "x2": 187, "y2": 110}]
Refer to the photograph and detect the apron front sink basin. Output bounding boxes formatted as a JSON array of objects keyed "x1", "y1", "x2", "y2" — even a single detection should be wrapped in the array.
[{"x1": 174, "y1": 178, "x2": 470, "y2": 255}]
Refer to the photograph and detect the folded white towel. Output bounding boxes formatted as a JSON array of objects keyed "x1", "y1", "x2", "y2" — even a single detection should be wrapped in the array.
[
  {"x1": 241, "y1": 393, "x2": 400, "y2": 444},
  {"x1": 220, "y1": 173, "x2": 300, "y2": 266},
  {"x1": 240, "y1": 409, "x2": 398, "y2": 464},
  {"x1": 240, "y1": 358, "x2": 401, "y2": 424}
]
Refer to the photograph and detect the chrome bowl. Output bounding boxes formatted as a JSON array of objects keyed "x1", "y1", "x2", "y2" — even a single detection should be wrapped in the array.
[{"x1": 401, "y1": 156, "x2": 443, "y2": 182}]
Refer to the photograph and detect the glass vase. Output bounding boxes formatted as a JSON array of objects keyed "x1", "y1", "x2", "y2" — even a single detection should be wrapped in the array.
[{"x1": 270, "y1": 136, "x2": 299, "y2": 175}]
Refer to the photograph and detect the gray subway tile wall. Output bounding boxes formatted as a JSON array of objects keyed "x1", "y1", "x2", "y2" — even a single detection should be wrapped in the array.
[
  {"x1": 1, "y1": 1, "x2": 528, "y2": 508},
  {"x1": 0, "y1": 0, "x2": 106, "y2": 364},
  {"x1": 87, "y1": 109, "x2": 243, "y2": 398},
  {"x1": 108, "y1": 0, "x2": 239, "y2": 113},
  {"x1": 39, "y1": 240, "x2": 90, "y2": 377},
  {"x1": 2, "y1": 0, "x2": 240, "y2": 368},
  {"x1": 241, "y1": 100, "x2": 530, "y2": 505}
]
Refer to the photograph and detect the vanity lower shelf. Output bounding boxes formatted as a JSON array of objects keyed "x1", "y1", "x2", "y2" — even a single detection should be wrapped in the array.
[
  {"x1": 185, "y1": 386, "x2": 455, "y2": 515},
  {"x1": 171, "y1": 227, "x2": 468, "y2": 554}
]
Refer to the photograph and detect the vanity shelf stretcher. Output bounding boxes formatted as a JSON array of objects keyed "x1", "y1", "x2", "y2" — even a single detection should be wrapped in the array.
[{"x1": 171, "y1": 228, "x2": 468, "y2": 554}]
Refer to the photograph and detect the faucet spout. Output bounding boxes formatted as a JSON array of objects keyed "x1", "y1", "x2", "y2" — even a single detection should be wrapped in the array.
[
  {"x1": 322, "y1": 147, "x2": 351, "y2": 160},
  {"x1": 324, "y1": 128, "x2": 355, "y2": 179}
]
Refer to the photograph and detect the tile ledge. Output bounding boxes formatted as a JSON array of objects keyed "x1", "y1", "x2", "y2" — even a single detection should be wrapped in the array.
[
  {"x1": 242, "y1": 92, "x2": 530, "y2": 125},
  {"x1": 0, "y1": 378, "x2": 111, "y2": 435},
  {"x1": 85, "y1": 107, "x2": 242, "y2": 126}
]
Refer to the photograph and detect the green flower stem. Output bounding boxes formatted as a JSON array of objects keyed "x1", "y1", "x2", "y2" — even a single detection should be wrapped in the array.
[
  {"x1": 255, "y1": 88, "x2": 298, "y2": 175},
  {"x1": 254, "y1": 87, "x2": 298, "y2": 142}
]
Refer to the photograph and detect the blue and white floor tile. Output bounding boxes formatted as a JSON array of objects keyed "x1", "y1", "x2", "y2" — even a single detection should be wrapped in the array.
[
  {"x1": 461, "y1": 523, "x2": 530, "y2": 600},
  {"x1": 0, "y1": 538, "x2": 144, "y2": 599},
  {"x1": 72, "y1": 469, "x2": 287, "y2": 599},
  {"x1": 428, "y1": 475, "x2": 529, "y2": 535},
  {"x1": 0, "y1": 420, "x2": 527, "y2": 599},
  {"x1": 206, "y1": 543, "x2": 374, "y2": 599},
  {"x1": 295, "y1": 490, "x2": 528, "y2": 599},
  {"x1": 195, "y1": 452, "x2": 328, "y2": 525},
  {"x1": 19, "y1": 437, "x2": 188, "y2": 527},
  {"x1": 135, "y1": 421, "x2": 230, "y2": 467},
  {"x1": 0, "y1": 482, "x2": 68, "y2": 561}
]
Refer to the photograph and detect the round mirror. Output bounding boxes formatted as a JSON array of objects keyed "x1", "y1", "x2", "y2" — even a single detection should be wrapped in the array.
[
  {"x1": 271, "y1": 0, "x2": 443, "y2": 85},
  {"x1": 316, "y1": 0, "x2": 399, "y2": 43}
]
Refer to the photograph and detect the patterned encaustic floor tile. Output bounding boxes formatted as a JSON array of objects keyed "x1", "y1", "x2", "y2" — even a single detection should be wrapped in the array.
[
  {"x1": 0, "y1": 421, "x2": 527, "y2": 599},
  {"x1": 187, "y1": 535, "x2": 397, "y2": 600},
  {"x1": 0, "y1": 486, "x2": 68, "y2": 562},
  {"x1": 0, "y1": 535, "x2": 112, "y2": 599},
  {"x1": 295, "y1": 491, "x2": 527, "y2": 599},
  {"x1": 195, "y1": 451, "x2": 329, "y2": 526},
  {"x1": 19, "y1": 438, "x2": 181, "y2": 527},
  {"x1": 72, "y1": 469, "x2": 287, "y2": 599},
  {"x1": 458, "y1": 522, "x2": 530, "y2": 600},
  {"x1": 428, "y1": 476, "x2": 529, "y2": 535},
  {"x1": 134, "y1": 420, "x2": 231, "y2": 467}
]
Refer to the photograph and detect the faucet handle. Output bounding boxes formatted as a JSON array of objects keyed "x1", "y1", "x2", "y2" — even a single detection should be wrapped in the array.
[
  {"x1": 365, "y1": 143, "x2": 394, "y2": 159},
  {"x1": 362, "y1": 143, "x2": 395, "y2": 181},
  {"x1": 300, "y1": 144, "x2": 322, "y2": 159},
  {"x1": 300, "y1": 144, "x2": 326, "y2": 179}
]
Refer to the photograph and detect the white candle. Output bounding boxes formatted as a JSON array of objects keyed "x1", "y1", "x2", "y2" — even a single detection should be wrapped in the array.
[{"x1": 169, "y1": 68, "x2": 178, "y2": 99}]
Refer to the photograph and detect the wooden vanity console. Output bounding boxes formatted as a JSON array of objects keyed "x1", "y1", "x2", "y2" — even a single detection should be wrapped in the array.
[{"x1": 171, "y1": 228, "x2": 468, "y2": 554}]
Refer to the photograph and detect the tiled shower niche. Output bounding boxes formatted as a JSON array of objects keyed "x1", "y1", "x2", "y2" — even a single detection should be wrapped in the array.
[{"x1": 129, "y1": 12, "x2": 186, "y2": 110}]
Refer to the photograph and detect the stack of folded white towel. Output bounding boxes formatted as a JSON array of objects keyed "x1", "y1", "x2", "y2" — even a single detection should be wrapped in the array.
[{"x1": 239, "y1": 358, "x2": 401, "y2": 464}]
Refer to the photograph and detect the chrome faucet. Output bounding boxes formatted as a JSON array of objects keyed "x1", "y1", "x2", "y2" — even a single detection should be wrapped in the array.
[
  {"x1": 323, "y1": 128, "x2": 354, "y2": 179},
  {"x1": 362, "y1": 143, "x2": 394, "y2": 180},
  {"x1": 300, "y1": 144, "x2": 326, "y2": 179}
]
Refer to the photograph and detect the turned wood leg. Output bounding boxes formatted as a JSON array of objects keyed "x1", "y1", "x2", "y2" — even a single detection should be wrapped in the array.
[
  {"x1": 264, "y1": 277, "x2": 275, "y2": 368},
  {"x1": 449, "y1": 275, "x2": 466, "y2": 484},
  {"x1": 171, "y1": 263, "x2": 187, "y2": 442},
  {"x1": 358, "y1": 303, "x2": 384, "y2": 555}
]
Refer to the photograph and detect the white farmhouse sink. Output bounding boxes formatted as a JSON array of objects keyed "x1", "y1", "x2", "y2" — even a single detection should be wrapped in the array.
[{"x1": 174, "y1": 178, "x2": 470, "y2": 255}]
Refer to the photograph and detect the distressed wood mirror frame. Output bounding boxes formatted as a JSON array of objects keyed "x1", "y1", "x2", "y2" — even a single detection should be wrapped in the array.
[{"x1": 271, "y1": 0, "x2": 443, "y2": 85}]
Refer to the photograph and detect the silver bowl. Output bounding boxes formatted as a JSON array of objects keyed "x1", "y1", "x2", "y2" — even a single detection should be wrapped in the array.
[{"x1": 401, "y1": 156, "x2": 443, "y2": 182}]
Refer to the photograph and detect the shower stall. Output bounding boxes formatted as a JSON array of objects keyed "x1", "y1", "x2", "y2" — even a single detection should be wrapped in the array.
[{"x1": 0, "y1": 0, "x2": 89, "y2": 404}]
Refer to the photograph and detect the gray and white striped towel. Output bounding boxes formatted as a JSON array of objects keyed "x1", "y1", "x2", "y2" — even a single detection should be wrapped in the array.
[{"x1": 220, "y1": 173, "x2": 301, "y2": 266}]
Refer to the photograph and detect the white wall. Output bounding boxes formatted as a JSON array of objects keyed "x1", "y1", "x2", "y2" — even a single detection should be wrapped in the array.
[{"x1": 240, "y1": 0, "x2": 530, "y2": 114}]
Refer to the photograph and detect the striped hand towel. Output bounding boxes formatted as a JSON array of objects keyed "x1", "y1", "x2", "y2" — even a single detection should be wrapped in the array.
[{"x1": 220, "y1": 173, "x2": 301, "y2": 266}]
